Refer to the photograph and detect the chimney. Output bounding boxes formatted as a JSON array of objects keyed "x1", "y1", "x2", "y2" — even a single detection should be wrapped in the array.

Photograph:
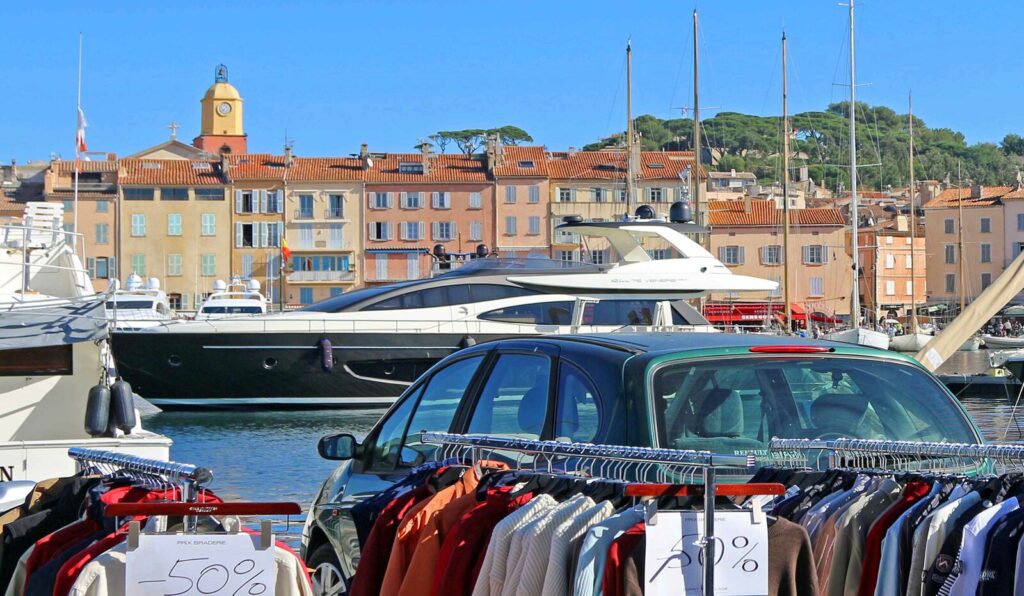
[
  {"x1": 359, "y1": 143, "x2": 371, "y2": 170},
  {"x1": 284, "y1": 144, "x2": 294, "y2": 168},
  {"x1": 743, "y1": 195, "x2": 752, "y2": 214},
  {"x1": 567, "y1": 146, "x2": 578, "y2": 156},
  {"x1": 730, "y1": 168, "x2": 736, "y2": 177},
  {"x1": 485, "y1": 133, "x2": 504, "y2": 173},
  {"x1": 799, "y1": 165, "x2": 808, "y2": 182},
  {"x1": 8, "y1": 159, "x2": 16, "y2": 182},
  {"x1": 971, "y1": 184, "x2": 983, "y2": 199},
  {"x1": 419, "y1": 141, "x2": 433, "y2": 176},
  {"x1": 219, "y1": 153, "x2": 231, "y2": 182}
]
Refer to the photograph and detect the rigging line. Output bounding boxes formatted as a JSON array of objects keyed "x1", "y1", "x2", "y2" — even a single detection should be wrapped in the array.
[
  {"x1": 603, "y1": 48, "x2": 628, "y2": 139},
  {"x1": 669, "y1": 25, "x2": 693, "y2": 116},
  {"x1": 1001, "y1": 377, "x2": 1024, "y2": 441}
]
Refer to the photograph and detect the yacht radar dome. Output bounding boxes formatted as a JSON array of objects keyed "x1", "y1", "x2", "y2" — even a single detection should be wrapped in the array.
[
  {"x1": 125, "y1": 274, "x2": 143, "y2": 291},
  {"x1": 147, "y1": 278, "x2": 161, "y2": 290},
  {"x1": 475, "y1": 244, "x2": 489, "y2": 258},
  {"x1": 634, "y1": 205, "x2": 656, "y2": 220},
  {"x1": 562, "y1": 215, "x2": 584, "y2": 224},
  {"x1": 212, "y1": 279, "x2": 228, "y2": 292},
  {"x1": 432, "y1": 244, "x2": 448, "y2": 258},
  {"x1": 670, "y1": 201, "x2": 693, "y2": 223},
  {"x1": 247, "y1": 279, "x2": 261, "y2": 291}
]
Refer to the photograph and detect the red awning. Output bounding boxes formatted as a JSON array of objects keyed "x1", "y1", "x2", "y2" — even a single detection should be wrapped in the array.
[{"x1": 703, "y1": 302, "x2": 806, "y2": 324}]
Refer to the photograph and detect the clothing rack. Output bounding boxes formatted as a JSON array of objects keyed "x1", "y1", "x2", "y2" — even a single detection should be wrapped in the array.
[
  {"x1": 420, "y1": 432, "x2": 761, "y2": 595},
  {"x1": 767, "y1": 438, "x2": 1024, "y2": 471},
  {"x1": 68, "y1": 447, "x2": 214, "y2": 486}
]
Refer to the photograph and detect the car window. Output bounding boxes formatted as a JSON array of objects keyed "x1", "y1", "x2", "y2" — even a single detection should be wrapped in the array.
[
  {"x1": 555, "y1": 363, "x2": 600, "y2": 442},
  {"x1": 467, "y1": 354, "x2": 552, "y2": 439},
  {"x1": 400, "y1": 355, "x2": 484, "y2": 466},
  {"x1": 364, "y1": 385, "x2": 422, "y2": 470},
  {"x1": 479, "y1": 301, "x2": 574, "y2": 325},
  {"x1": 652, "y1": 356, "x2": 978, "y2": 455}
]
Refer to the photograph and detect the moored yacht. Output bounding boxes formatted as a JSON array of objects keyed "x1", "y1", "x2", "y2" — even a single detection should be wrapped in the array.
[
  {"x1": 194, "y1": 277, "x2": 269, "y2": 320},
  {"x1": 106, "y1": 273, "x2": 173, "y2": 330},
  {"x1": 0, "y1": 203, "x2": 171, "y2": 488},
  {"x1": 111, "y1": 213, "x2": 778, "y2": 409}
]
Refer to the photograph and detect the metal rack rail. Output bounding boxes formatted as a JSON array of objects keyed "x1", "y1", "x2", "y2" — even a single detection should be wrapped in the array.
[
  {"x1": 421, "y1": 432, "x2": 759, "y2": 594},
  {"x1": 766, "y1": 438, "x2": 1024, "y2": 471}
]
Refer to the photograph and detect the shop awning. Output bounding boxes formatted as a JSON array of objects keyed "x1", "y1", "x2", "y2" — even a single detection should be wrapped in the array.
[{"x1": 702, "y1": 302, "x2": 806, "y2": 324}]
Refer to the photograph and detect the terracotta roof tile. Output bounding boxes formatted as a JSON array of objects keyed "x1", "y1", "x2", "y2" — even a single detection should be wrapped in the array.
[
  {"x1": 120, "y1": 159, "x2": 227, "y2": 186},
  {"x1": 52, "y1": 160, "x2": 118, "y2": 173},
  {"x1": 492, "y1": 146, "x2": 549, "y2": 177},
  {"x1": 0, "y1": 195, "x2": 26, "y2": 215},
  {"x1": 290, "y1": 157, "x2": 365, "y2": 181},
  {"x1": 922, "y1": 185, "x2": 1011, "y2": 208},
  {"x1": 708, "y1": 199, "x2": 845, "y2": 226},
  {"x1": 365, "y1": 153, "x2": 489, "y2": 184},
  {"x1": 547, "y1": 150, "x2": 703, "y2": 181},
  {"x1": 228, "y1": 154, "x2": 288, "y2": 181}
]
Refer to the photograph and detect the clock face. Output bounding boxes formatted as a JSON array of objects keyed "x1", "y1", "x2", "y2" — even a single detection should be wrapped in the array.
[{"x1": 217, "y1": 102, "x2": 232, "y2": 116}]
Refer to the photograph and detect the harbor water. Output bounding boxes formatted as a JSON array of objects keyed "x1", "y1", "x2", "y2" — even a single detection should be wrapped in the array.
[{"x1": 143, "y1": 350, "x2": 1024, "y2": 509}]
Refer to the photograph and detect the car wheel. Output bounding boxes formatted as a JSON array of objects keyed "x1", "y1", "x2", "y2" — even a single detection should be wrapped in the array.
[{"x1": 309, "y1": 543, "x2": 347, "y2": 596}]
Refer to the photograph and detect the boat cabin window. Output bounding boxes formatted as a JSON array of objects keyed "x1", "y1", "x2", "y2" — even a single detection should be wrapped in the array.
[
  {"x1": 200, "y1": 306, "x2": 264, "y2": 315},
  {"x1": 0, "y1": 345, "x2": 73, "y2": 377},
  {"x1": 479, "y1": 301, "x2": 574, "y2": 325},
  {"x1": 300, "y1": 284, "x2": 409, "y2": 313},
  {"x1": 582, "y1": 300, "x2": 659, "y2": 325},
  {"x1": 362, "y1": 284, "x2": 538, "y2": 311},
  {"x1": 106, "y1": 300, "x2": 156, "y2": 310}
]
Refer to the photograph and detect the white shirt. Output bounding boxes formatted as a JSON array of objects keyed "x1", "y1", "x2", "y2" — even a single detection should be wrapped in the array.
[
  {"x1": 508, "y1": 495, "x2": 592, "y2": 596},
  {"x1": 573, "y1": 508, "x2": 643, "y2": 596},
  {"x1": 472, "y1": 494, "x2": 557, "y2": 596},
  {"x1": 905, "y1": 487, "x2": 975, "y2": 596},
  {"x1": 541, "y1": 500, "x2": 615, "y2": 596}
]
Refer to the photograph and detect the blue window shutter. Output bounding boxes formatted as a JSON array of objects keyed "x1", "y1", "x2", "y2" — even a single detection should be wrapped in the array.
[{"x1": 235, "y1": 190, "x2": 243, "y2": 212}]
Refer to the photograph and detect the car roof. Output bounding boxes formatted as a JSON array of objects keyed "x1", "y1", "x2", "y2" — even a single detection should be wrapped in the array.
[{"x1": 509, "y1": 332, "x2": 915, "y2": 360}]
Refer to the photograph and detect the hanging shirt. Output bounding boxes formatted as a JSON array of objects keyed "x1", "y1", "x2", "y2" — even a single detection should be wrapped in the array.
[
  {"x1": 600, "y1": 522, "x2": 644, "y2": 596},
  {"x1": 351, "y1": 462, "x2": 443, "y2": 547},
  {"x1": 942, "y1": 496, "x2": 1018, "y2": 596},
  {"x1": 905, "y1": 485, "x2": 971, "y2": 596},
  {"x1": 856, "y1": 480, "x2": 932, "y2": 596},
  {"x1": 572, "y1": 507, "x2": 643, "y2": 596},
  {"x1": 923, "y1": 499, "x2": 988, "y2": 596},
  {"x1": 349, "y1": 483, "x2": 433, "y2": 596},
  {"x1": 540, "y1": 500, "x2": 615, "y2": 596},
  {"x1": 431, "y1": 487, "x2": 534, "y2": 596},
  {"x1": 827, "y1": 478, "x2": 900, "y2": 596},
  {"x1": 871, "y1": 480, "x2": 943, "y2": 596},
  {"x1": 975, "y1": 505, "x2": 1024, "y2": 596},
  {"x1": 472, "y1": 494, "x2": 557, "y2": 596},
  {"x1": 506, "y1": 495, "x2": 593, "y2": 596},
  {"x1": 380, "y1": 467, "x2": 482, "y2": 596}
]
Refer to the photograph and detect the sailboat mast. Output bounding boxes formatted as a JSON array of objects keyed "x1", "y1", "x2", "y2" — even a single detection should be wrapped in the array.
[
  {"x1": 957, "y1": 161, "x2": 966, "y2": 313},
  {"x1": 908, "y1": 92, "x2": 919, "y2": 332},
  {"x1": 625, "y1": 41, "x2": 637, "y2": 217},
  {"x1": 848, "y1": 0, "x2": 861, "y2": 329},
  {"x1": 692, "y1": 10, "x2": 705, "y2": 246},
  {"x1": 782, "y1": 32, "x2": 792, "y2": 331},
  {"x1": 73, "y1": 33, "x2": 83, "y2": 246}
]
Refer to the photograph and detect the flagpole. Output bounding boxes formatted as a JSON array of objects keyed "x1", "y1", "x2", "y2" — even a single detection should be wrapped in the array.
[{"x1": 73, "y1": 33, "x2": 82, "y2": 242}]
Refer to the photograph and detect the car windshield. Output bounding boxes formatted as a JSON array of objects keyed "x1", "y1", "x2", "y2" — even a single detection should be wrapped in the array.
[{"x1": 652, "y1": 355, "x2": 978, "y2": 455}]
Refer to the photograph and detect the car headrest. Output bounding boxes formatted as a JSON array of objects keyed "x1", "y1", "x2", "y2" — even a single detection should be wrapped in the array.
[
  {"x1": 689, "y1": 388, "x2": 744, "y2": 438},
  {"x1": 517, "y1": 385, "x2": 548, "y2": 436},
  {"x1": 810, "y1": 393, "x2": 868, "y2": 432}
]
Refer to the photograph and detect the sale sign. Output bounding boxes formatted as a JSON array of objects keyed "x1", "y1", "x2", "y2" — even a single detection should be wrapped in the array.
[
  {"x1": 126, "y1": 533, "x2": 275, "y2": 596},
  {"x1": 645, "y1": 510, "x2": 768, "y2": 596}
]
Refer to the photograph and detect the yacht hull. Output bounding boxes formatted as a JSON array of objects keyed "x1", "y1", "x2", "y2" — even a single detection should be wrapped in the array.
[
  {"x1": 111, "y1": 330, "x2": 507, "y2": 409},
  {"x1": 823, "y1": 328, "x2": 891, "y2": 350}
]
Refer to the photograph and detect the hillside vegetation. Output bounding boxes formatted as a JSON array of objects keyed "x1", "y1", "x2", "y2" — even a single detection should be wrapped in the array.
[{"x1": 584, "y1": 102, "x2": 1024, "y2": 191}]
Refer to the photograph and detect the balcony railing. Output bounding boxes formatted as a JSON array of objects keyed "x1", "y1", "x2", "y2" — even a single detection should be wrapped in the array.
[
  {"x1": 293, "y1": 209, "x2": 314, "y2": 220},
  {"x1": 325, "y1": 207, "x2": 345, "y2": 219},
  {"x1": 287, "y1": 270, "x2": 355, "y2": 282}
]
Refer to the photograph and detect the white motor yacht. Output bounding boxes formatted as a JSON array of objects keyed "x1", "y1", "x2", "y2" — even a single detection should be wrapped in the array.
[
  {"x1": 106, "y1": 273, "x2": 173, "y2": 330},
  {"x1": 111, "y1": 213, "x2": 778, "y2": 409},
  {"x1": 194, "y1": 277, "x2": 269, "y2": 320},
  {"x1": 0, "y1": 203, "x2": 171, "y2": 495}
]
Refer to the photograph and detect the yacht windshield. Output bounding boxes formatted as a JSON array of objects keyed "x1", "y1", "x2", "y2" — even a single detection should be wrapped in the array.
[
  {"x1": 201, "y1": 306, "x2": 263, "y2": 315},
  {"x1": 652, "y1": 356, "x2": 978, "y2": 455},
  {"x1": 299, "y1": 282, "x2": 418, "y2": 313},
  {"x1": 106, "y1": 300, "x2": 156, "y2": 310}
]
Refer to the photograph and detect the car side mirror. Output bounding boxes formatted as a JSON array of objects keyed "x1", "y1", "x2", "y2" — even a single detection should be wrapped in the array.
[{"x1": 318, "y1": 433, "x2": 360, "y2": 460}]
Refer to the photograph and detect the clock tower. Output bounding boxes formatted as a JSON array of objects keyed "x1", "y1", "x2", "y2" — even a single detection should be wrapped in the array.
[{"x1": 193, "y1": 64, "x2": 247, "y2": 154}]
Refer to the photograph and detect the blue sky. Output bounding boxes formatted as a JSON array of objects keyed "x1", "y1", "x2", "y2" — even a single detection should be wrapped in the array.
[{"x1": 2, "y1": 1, "x2": 1020, "y2": 162}]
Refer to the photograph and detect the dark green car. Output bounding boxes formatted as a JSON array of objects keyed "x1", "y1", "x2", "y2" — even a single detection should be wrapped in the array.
[{"x1": 300, "y1": 332, "x2": 984, "y2": 594}]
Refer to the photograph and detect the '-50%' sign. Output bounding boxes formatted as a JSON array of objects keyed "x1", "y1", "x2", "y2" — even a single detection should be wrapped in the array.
[
  {"x1": 645, "y1": 510, "x2": 768, "y2": 596},
  {"x1": 126, "y1": 533, "x2": 275, "y2": 596}
]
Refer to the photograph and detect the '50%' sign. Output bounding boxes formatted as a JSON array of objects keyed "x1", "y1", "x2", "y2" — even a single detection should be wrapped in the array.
[{"x1": 126, "y1": 533, "x2": 275, "y2": 596}]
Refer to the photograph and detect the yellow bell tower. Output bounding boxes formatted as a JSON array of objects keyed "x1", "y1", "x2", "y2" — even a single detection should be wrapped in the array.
[{"x1": 193, "y1": 64, "x2": 247, "y2": 154}]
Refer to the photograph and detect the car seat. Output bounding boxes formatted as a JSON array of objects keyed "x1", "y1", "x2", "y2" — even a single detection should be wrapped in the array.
[
  {"x1": 809, "y1": 393, "x2": 868, "y2": 436},
  {"x1": 517, "y1": 384, "x2": 549, "y2": 437},
  {"x1": 669, "y1": 388, "x2": 762, "y2": 452}
]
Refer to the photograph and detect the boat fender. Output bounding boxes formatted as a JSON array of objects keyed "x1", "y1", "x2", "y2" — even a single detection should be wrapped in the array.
[
  {"x1": 459, "y1": 336, "x2": 477, "y2": 349},
  {"x1": 84, "y1": 384, "x2": 110, "y2": 437},
  {"x1": 109, "y1": 380, "x2": 137, "y2": 434},
  {"x1": 320, "y1": 338, "x2": 334, "y2": 372}
]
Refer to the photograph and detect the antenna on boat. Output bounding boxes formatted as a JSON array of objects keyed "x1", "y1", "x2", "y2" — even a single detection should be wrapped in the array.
[
  {"x1": 782, "y1": 31, "x2": 792, "y2": 332},
  {"x1": 908, "y1": 91, "x2": 919, "y2": 334},
  {"x1": 692, "y1": 9, "x2": 706, "y2": 248},
  {"x1": 625, "y1": 39, "x2": 638, "y2": 220}
]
